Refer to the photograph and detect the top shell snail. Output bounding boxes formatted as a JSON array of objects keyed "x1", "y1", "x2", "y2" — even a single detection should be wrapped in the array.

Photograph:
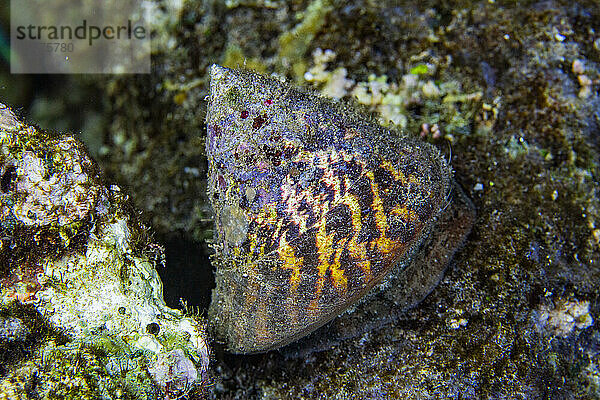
[{"x1": 206, "y1": 65, "x2": 475, "y2": 354}]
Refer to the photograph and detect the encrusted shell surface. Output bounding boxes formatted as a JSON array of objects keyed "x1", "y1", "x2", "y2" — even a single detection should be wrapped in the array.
[{"x1": 206, "y1": 65, "x2": 455, "y2": 354}]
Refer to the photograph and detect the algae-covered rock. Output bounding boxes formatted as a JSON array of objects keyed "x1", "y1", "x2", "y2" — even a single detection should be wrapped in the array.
[{"x1": 0, "y1": 104, "x2": 209, "y2": 399}]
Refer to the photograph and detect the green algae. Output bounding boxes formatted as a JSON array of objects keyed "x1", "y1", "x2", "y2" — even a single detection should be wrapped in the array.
[
  {"x1": 410, "y1": 64, "x2": 430, "y2": 75},
  {"x1": 222, "y1": 44, "x2": 268, "y2": 73},
  {"x1": 277, "y1": 0, "x2": 332, "y2": 75}
]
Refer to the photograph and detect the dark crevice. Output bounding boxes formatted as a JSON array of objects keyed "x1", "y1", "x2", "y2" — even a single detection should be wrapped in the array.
[
  {"x1": 157, "y1": 234, "x2": 215, "y2": 316},
  {"x1": 1, "y1": 165, "x2": 17, "y2": 193}
]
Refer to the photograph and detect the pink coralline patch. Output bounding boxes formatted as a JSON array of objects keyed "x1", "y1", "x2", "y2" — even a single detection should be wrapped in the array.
[
  {"x1": 0, "y1": 262, "x2": 44, "y2": 304},
  {"x1": 218, "y1": 174, "x2": 227, "y2": 191},
  {"x1": 149, "y1": 349, "x2": 202, "y2": 399}
]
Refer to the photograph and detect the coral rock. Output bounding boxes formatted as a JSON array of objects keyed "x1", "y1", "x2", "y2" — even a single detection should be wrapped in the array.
[{"x1": 0, "y1": 103, "x2": 209, "y2": 399}]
